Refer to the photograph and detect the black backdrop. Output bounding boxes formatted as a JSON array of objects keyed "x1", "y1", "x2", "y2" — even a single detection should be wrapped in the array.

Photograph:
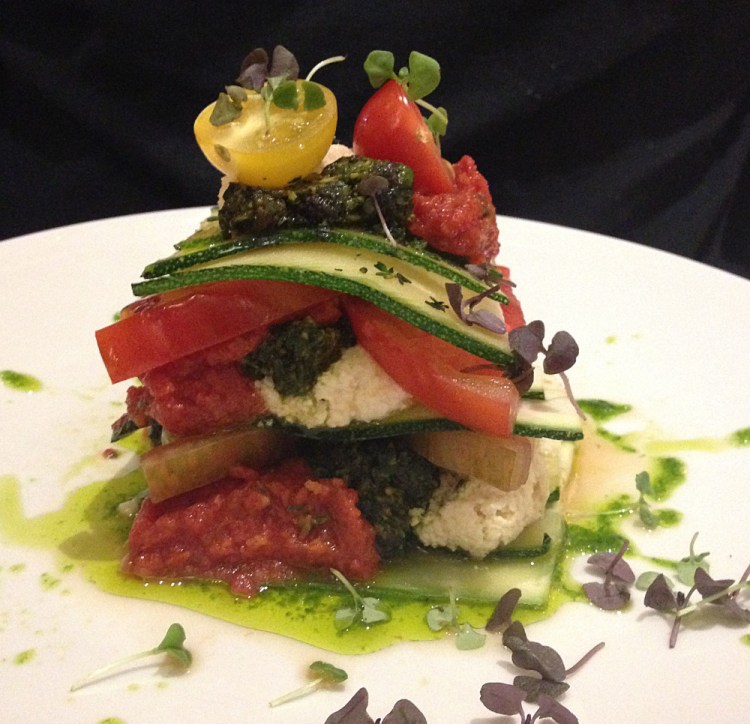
[{"x1": 2, "y1": 1, "x2": 749, "y2": 277}]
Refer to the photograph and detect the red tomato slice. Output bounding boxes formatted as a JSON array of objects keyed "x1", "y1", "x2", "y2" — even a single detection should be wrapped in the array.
[
  {"x1": 353, "y1": 80, "x2": 454, "y2": 195},
  {"x1": 495, "y1": 265, "x2": 526, "y2": 331},
  {"x1": 96, "y1": 280, "x2": 339, "y2": 383},
  {"x1": 344, "y1": 296, "x2": 520, "y2": 438}
]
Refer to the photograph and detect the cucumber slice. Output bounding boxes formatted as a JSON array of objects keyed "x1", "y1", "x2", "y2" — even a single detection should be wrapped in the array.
[{"x1": 133, "y1": 240, "x2": 518, "y2": 370}]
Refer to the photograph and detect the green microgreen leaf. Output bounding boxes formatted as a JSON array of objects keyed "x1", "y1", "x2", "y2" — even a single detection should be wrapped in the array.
[
  {"x1": 426, "y1": 592, "x2": 486, "y2": 649},
  {"x1": 331, "y1": 569, "x2": 390, "y2": 631},
  {"x1": 272, "y1": 79, "x2": 299, "y2": 110},
  {"x1": 209, "y1": 91, "x2": 243, "y2": 126},
  {"x1": 676, "y1": 532, "x2": 710, "y2": 586},
  {"x1": 70, "y1": 623, "x2": 191, "y2": 692},
  {"x1": 405, "y1": 51, "x2": 441, "y2": 101},
  {"x1": 301, "y1": 80, "x2": 325, "y2": 110},
  {"x1": 363, "y1": 49, "x2": 449, "y2": 140},
  {"x1": 363, "y1": 50, "x2": 396, "y2": 88},
  {"x1": 269, "y1": 660, "x2": 348, "y2": 707}
]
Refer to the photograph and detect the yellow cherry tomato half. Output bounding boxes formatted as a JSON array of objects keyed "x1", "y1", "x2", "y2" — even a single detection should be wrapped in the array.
[{"x1": 194, "y1": 81, "x2": 337, "y2": 188}]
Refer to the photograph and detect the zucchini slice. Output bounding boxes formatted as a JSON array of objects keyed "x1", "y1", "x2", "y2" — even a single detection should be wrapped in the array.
[{"x1": 133, "y1": 239, "x2": 519, "y2": 369}]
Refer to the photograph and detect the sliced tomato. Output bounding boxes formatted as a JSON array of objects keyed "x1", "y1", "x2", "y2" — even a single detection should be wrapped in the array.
[
  {"x1": 495, "y1": 265, "x2": 526, "y2": 331},
  {"x1": 96, "y1": 280, "x2": 339, "y2": 383},
  {"x1": 344, "y1": 296, "x2": 520, "y2": 438},
  {"x1": 353, "y1": 79, "x2": 454, "y2": 195}
]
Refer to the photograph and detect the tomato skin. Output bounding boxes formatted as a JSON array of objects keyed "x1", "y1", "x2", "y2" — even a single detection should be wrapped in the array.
[
  {"x1": 353, "y1": 80, "x2": 454, "y2": 195},
  {"x1": 343, "y1": 297, "x2": 520, "y2": 438},
  {"x1": 96, "y1": 280, "x2": 339, "y2": 383}
]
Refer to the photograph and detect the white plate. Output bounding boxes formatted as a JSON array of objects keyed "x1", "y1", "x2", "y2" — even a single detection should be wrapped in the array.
[{"x1": 1, "y1": 209, "x2": 749, "y2": 723}]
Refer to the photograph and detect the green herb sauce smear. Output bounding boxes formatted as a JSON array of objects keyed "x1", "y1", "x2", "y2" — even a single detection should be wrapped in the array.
[
  {"x1": 0, "y1": 473, "x2": 561, "y2": 654},
  {"x1": 1, "y1": 370, "x2": 42, "y2": 392},
  {"x1": 0, "y1": 406, "x2": 699, "y2": 655}
]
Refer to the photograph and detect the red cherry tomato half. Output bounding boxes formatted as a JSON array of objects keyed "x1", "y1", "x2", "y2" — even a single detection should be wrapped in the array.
[{"x1": 353, "y1": 80, "x2": 454, "y2": 195}]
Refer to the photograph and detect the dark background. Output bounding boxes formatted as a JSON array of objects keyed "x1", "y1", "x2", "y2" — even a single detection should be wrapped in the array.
[{"x1": 2, "y1": 1, "x2": 749, "y2": 278}]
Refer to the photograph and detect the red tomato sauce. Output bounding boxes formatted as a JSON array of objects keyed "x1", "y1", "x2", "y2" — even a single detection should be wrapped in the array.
[
  {"x1": 124, "y1": 459, "x2": 380, "y2": 596},
  {"x1": 124, "y1": 331, "x2": 269, "y2": 437},
  {"x1": 409, "y1": 155, "x2": 500, "y2": 264}
]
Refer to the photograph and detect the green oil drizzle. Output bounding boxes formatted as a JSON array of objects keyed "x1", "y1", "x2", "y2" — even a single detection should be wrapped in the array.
[
  {"x1": 14, "y1": 649, "x2": 36, "y2": 665},
  {"x1": 1, "y1": 405, "x2": 736, "y2": 655},
  {"x1": 1, "y1": 370, "x2": 42, "y2": 392},
  {"x1": 742, "y1": 634, "x2": 750, "y2": 647},
  {"x1": 646, "y1": 427, "x2": 750, "y2": 455},
  {"x1": 0, "y1": 473, "x2": 559, "y2": 654}
]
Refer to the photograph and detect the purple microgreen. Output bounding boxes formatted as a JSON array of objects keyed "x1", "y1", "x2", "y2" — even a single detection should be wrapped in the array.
[
  {"x1": 542, "y1": 331, "x2": 579, "y2": 375},
  {"x1": 510, "y1": 640, "x2": 567, "y2": 685},
  {"x1": 508, "y1": 321, "x2": 546, "y2": 365},
  {"x1": 535, "y1": 694, "x2": 580, "y2": 724},
  {"x1": 331, "y1": 569, "x2": 390, "y2": 631},
  {"x1": 513, "y1": 674, "x2": 570, "y2": 702},
  {"x1": 268, "y1": 44, "x2": 299, "y2": 80},
  {"x1": 582, "y1": 539, "x2": 634, "y2": 610},
  {"x1": 564, "y1": 641, "x2": 605, "y2": 677},
  {"x1": 237, "y1": 47, "x2": 270, "y2": 90},
  {"x1": 509, "y1": 321, "x2": 584, "y2": 418},
  {"x1": 381, "y1": 699, "x2": 428, "y2": 723},
  {"x1": 486, "y1": 587, "x2": 522, "y2": 633},
  {"x1": 324, "y1": 687, "x2": 374, "y2": 724},
  {"x1": 324, "y1": 688, "x2": 427, "y2": 724},
  {"x1": 269, "y1": 660, "x2": 347, "y2": 707},
  {"x1": 465, "y1": 263, "x2": 509, "y2": 286},
  {"x1": 445, "y1": 282, "x2": 506, "y2": 334},
  {"x1": 480, "y1": 682, "x2": 579, "y2": 723},
  {"x1": 643, "y1": 573, "x2": 681, "y2": 612},
  {"x1": 70, "y1": 623, "x2": 191, "y2": 692},
  {"x1": 480, "y1": 682, "x2": 527, "y2": 717},
  {"x1": 358, "y1": 175, "x2": 397, "y2": 244}
]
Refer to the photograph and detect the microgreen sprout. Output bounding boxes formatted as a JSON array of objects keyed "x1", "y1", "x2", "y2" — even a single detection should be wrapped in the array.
[
  {"x1": 358, "y1": 175, "x2": 397, "y2": 244},
  {"x1": 212, "y1": 46, "x2": 343, "y2": 132},
  {"x1": 509, "y1": 321, "x2": 583, "y2": 417},
  {"x1": 70, "y1": 623, "x2": 191, "y2": 692},
  {"x1": 640, "y1": 535, "x2": 750, "y2": 648},
  {"x1": 269, "y1": 660, "x2": 348, "y2": 707},
  {"x1": 426, "y1": 591, "x2": 486, "y2": 650},
  {"x1": 484, "y1": 588, "x2": 604, "y2": 711},
  {"x1": 445, "y1": 282, "x2": 507, "y2": 334},
  {"x1": 364, "y1": 50, "x2": 448, "y2": 144},
  {"x1": 325, "y1": 687, "x2": 428, "y2": 723},
  {"x1": 330, "y1": 568, "x2": 390, "y2": 631},
  {"x1": 581, "y1": 538, "x2": 635, "y2": 610},
  {"x1": 635, "y1": 470, "x2": 659, "y2": 528}
]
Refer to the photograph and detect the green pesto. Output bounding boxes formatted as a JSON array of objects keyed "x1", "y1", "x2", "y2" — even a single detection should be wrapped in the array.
[
  {"x1": 742, "y1": 634, "x2": 750, "y2": 647},
  {"x1": 577, "y1": 399, "x2": 632, "y2": 422},
  {"x1": 99, "y1": 718, "x2": 126, "y2": 724},
  {"x1": 1, "y1": 370, "x2": 42, "y2": 392}
]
